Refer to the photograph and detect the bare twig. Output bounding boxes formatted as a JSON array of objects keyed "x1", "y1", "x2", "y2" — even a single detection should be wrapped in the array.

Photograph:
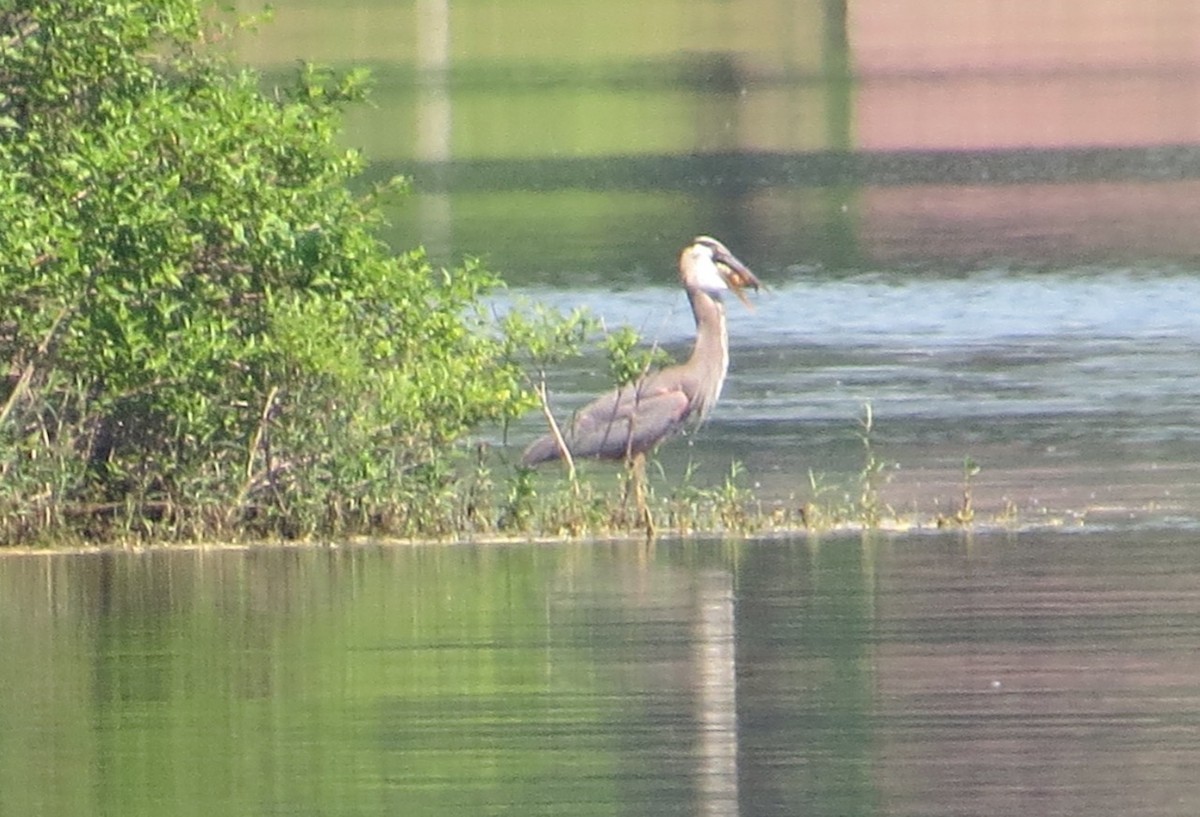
[
  {"x1": 534, "y1": 376, "x2": 576, "y2": 492},
  {"x1": 229, "y1": 386, "x2": 279, "y2": 522},
  {"x1": 0, "y1": 305, "x2": 70, "y2": 428},
  {"x1": 245, "y1": 385, "x2": 278, "y2": 480}
]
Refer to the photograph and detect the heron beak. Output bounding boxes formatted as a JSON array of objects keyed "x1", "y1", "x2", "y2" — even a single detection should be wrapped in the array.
[{"x1": 714, "y1": 248, "x2": 761, "y2": 309}]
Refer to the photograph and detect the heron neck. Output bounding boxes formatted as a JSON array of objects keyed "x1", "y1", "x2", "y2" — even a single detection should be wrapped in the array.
[{"x1": 685, "y1": 287, "x2": 729, "y2": 415}]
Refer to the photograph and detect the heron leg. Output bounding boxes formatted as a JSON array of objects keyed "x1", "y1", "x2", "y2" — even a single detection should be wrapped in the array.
[{"x1": 629, "y1": 452, "x2": 656, "y2": 539}]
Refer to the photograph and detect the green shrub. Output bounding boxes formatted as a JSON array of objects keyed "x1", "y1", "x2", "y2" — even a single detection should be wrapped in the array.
[{"x1": 0, "y1": 1, "x2": 536, "y2": 542}]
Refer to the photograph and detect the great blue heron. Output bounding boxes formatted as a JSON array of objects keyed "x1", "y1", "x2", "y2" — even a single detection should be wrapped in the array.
[{"x1": 521, "y1": 236, "x2": 760, "y2": 526}]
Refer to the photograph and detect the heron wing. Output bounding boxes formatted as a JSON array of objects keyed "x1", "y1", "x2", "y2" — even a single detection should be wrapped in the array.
[
  {"x1": 521, "y1": 377, "x2": 692, "y2": 465},
  {"x1": 569, "y1": 382, "x2": 691, "y2": 460}
]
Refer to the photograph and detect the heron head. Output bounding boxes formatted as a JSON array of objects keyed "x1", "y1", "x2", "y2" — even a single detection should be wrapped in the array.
[{"x1": 680, "y1": 236, "x2": 761, "y2": 307}]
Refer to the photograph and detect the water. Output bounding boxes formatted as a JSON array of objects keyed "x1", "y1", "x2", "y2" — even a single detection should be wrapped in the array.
[
  {"x1": 4, "y1": 532, "x2": 1200, "y2": 817},
  {"x1": 236, "y1": 0, "x2": 1200, "y2": 523},
  {"x1": 6, "y1": 3, "x2": 1200, "y2": 815},
  {"x1": 499, "y1": 270, "x2": 1200, "y2": 524}
]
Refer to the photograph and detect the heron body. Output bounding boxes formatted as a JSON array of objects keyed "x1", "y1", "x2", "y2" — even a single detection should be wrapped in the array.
[{"x1": 521, "y1": 236, "x2": 758, "y2": 467}]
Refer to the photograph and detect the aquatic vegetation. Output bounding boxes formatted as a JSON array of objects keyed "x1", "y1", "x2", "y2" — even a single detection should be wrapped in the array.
[
  {"x1": 854, "y1": 403, "x2": 895, "y2": 528},
  {"x1": 937, "y1": 456, "x2": 982, "y2": 528},
  {"x1": 794, "y1": 403, "x2": 899, "y2": 532}
]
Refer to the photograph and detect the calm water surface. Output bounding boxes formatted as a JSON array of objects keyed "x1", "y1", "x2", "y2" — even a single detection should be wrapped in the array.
[
  {"x1": 3, "y1": 532, "x2": 1200, "y2": 817},
  {"x1": 500, "y1": 270, "x2": 1200, "y2": 524}
]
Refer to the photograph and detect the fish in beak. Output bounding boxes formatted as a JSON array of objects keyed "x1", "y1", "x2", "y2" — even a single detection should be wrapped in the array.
[{"x1": 710, "y1": 241, "x2": 761, "y2": 309}]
